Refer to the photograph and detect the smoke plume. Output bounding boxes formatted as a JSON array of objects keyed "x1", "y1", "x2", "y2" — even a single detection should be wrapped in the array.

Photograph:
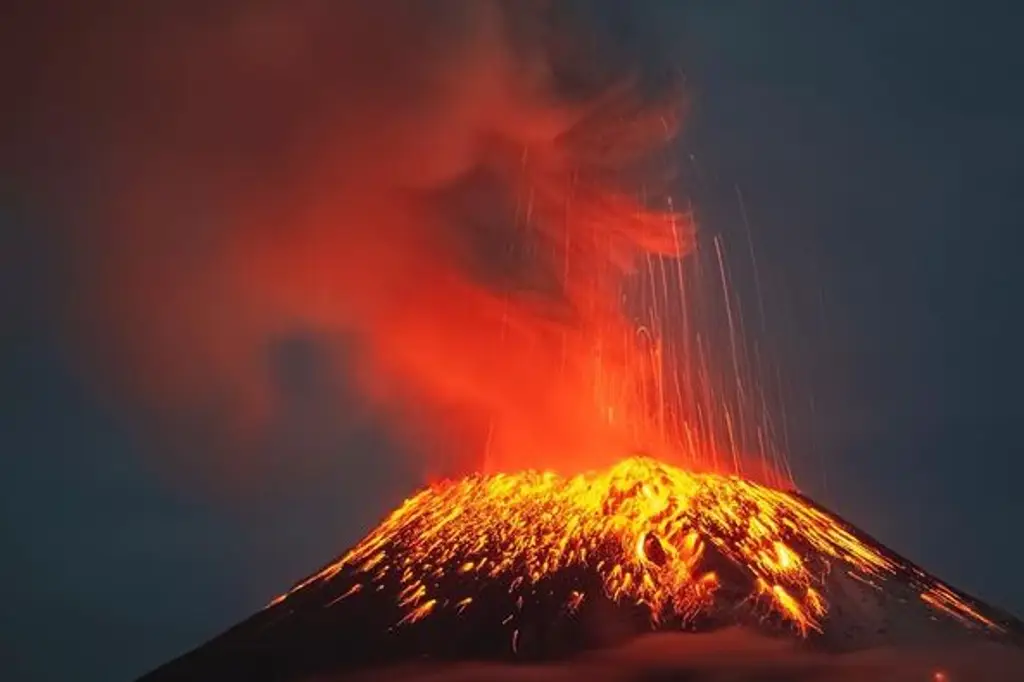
[
  {"x1": 320, "y1": 628, "x2": 1024, "y2": 682},
  {"x1": 5, "y1": 1, "x2": 688, "y2": 481}
]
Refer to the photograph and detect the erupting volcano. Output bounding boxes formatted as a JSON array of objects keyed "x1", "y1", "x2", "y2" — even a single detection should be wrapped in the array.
[
  {"x1": 99, "y1": 3, "x2": 1023, "y2": 681},
  {"x1": 139, "y1": 456, "x2": 1022, "y2": 681}
]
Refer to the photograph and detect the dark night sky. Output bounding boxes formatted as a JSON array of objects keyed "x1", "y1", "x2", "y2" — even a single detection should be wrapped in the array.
[{"x1": 3, "y1": 3, "x2": 1024, "y2": 681}]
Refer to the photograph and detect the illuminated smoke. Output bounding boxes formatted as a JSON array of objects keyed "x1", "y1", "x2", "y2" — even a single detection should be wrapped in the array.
[
  {"x1": 7, "y1": 1, "x2": 696, "y2": 480},
  {"x1": 320, "y1": 629, "x2": 1024, "y2": 682}
]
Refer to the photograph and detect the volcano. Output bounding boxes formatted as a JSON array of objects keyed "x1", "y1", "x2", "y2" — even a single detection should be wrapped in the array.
[{"x1": 137, "y1": 456, "x2": 1023, "y2": 682}]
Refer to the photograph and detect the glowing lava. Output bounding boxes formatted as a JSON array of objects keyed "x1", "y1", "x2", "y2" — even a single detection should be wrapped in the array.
[{"x1": 271, "y1": 456, "x2": 1002, "y2": 637}]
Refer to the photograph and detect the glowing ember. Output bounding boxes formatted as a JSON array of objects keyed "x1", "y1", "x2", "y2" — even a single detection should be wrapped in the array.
[{"x1": 271, "y1": 456, "x2": 1002, "y2": 637}]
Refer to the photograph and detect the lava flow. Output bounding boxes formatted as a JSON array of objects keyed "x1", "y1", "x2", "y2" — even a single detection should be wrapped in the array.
[{"x1": 270, "y1": 455, "x2": 1002, "y2": 638}]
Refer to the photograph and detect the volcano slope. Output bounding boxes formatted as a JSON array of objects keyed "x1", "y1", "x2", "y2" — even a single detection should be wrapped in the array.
[{"x1": 137, "y1": 457, "x2": 1023, "y2": 682}]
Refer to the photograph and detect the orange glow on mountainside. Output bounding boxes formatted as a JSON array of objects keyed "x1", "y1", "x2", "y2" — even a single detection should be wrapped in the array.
[{"x1": 270, "y1": 456, "x2": 1002, "y2": 637}]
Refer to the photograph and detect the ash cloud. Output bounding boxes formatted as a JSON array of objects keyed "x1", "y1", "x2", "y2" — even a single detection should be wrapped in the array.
[
  {"x1": 5, "y1": 1, "x2": 686, "y2": 483},
  {"x1": 320, "y1": 628, "x2": 1024, "y2": 682}
]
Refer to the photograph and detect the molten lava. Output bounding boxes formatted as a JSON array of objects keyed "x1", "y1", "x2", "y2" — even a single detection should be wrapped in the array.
[{"x1": 271, "y1": 456, "x2": 1001, "y2": 637}]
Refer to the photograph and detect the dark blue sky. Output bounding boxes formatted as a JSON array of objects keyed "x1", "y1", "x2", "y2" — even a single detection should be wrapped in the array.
[{"x1": 3, "y1": 3, "x2": 1024, "y2": 681}]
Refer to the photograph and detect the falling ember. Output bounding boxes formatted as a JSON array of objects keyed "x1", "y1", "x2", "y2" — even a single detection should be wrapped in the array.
[
  {"x1": 921, "y1": 584, "x2": 1004, "y2": 631},
  {"x1": 271, "y1": 456, "x2": 1004, "y2": 639}
]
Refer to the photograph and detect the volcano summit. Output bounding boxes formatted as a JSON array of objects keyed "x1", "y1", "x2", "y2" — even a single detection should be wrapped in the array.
[{"x1": 138, "y1": 456, "x2": 1022, "y2": 682}]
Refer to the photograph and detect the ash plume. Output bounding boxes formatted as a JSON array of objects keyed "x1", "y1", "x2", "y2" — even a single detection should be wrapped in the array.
[{"x1": 5, "y1": 1, "x2": 688, "y2": 480}]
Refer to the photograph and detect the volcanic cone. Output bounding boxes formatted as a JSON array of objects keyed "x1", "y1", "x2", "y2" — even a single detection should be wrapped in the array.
[{"x1": 137, "y1": 456, "x2": 1023, "y2": 682}]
